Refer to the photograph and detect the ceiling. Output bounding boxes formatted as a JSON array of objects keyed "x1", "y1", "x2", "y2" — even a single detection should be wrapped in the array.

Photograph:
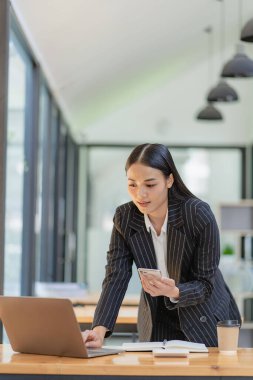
[{"x1": 10, "y1": 0, "x2": 253, "y2": 142}]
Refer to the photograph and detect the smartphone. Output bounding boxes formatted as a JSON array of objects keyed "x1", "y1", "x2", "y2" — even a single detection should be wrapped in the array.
[{"x1": 138, "y1": 268, "x2": 162, "y2": 279}]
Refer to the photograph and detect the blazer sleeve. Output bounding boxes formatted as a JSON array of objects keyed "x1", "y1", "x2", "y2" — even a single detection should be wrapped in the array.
[
  {"x1": 92, "y1": 208, "x2": 133, "y2": 336},
  {"x1": 165, "y1": 202, "x2": 220, "y2": 309}
]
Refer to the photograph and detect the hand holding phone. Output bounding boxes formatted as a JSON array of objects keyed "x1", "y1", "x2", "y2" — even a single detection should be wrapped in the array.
[{"x1": 138, "y1": 268, "x2": 175, "y2": 298}]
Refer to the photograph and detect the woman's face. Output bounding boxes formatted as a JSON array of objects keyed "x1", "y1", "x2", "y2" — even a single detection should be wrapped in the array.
[{"x1": 127, "y1": 163, "x2": 174, "y2": 218}]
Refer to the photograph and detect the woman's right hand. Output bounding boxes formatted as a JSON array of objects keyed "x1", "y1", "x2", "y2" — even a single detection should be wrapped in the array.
[{"x1": 81, "y1": 326, "x2": 107, "y2": 348}]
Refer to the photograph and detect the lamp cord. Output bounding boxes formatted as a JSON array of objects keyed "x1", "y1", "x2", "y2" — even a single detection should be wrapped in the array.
[
  {"x1": 204, "y1": 26, "x2": 213, "y2": 87},
  {"x1": 220, "y1": 0, "x2": 225, "y2": 65},
  {"x1": 238, "y1": 0, "x2": 243, "y2": 39}
]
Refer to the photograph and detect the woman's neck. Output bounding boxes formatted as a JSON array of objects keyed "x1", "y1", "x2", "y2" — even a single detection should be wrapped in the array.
[{"x1": 148, "y1": 210, "x2": 167, "y2": 236}]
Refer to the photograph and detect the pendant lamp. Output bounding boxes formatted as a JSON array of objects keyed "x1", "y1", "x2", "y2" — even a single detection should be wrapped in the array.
[
  {"x1": 196, "y1": 103, "x2": 223, "y2": 121},
  {"x1": 222, "y1": 0, "x2": 253, "y2": 77},
  {"x1": 207, "y1": 80, "x2": 238, "y2": 102},
  {"x1": 208, "y1": 0, "x2": 238, "y2": 102},
  {"x1": 221, "y1": 44, "x2": 253, "y2": 77},
  {"x1": 196, "y1": 27, "x2": 223, "y2": 121},
  {"x1": 241, "y1": 18, "x2": 253, "y2": 42}
]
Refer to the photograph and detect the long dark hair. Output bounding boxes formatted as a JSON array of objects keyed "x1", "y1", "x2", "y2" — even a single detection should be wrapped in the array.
[{"x1": 125, "y1": 143, "x2": 195, "y2": 199}]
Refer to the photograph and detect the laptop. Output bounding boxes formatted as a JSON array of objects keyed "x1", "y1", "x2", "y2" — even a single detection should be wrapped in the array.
[{"x1": 0, "y1": 296, "x2": 122, "y2": 358}]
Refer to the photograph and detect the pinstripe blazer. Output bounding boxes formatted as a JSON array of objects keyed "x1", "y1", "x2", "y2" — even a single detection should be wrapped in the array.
[{"x1": 92, "y1": 196, "x2": 241, "y2": 347}]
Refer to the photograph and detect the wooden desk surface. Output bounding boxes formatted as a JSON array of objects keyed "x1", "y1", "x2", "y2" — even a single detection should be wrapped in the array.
[
  {"x1": 74, "y1": 305, "x2": 138, "y2": 325},
  {"x1": 0, "y1": 346, "x2": 253, "y2": 378}
]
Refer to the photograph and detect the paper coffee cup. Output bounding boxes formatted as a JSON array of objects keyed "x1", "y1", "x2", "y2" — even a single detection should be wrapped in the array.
[{"x1": 216, "y1": 320, "x2": 240, "y2": 355}]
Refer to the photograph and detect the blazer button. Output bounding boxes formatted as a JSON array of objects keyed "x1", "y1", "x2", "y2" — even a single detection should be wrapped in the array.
[{"x1": 200, "y1": 316, "x2": 207, "y2": 323}]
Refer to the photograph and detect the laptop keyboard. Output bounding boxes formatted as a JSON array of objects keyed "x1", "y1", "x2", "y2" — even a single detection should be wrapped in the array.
[{"x1": 87, "y1": 347, "x2": 121, "y2": 357}]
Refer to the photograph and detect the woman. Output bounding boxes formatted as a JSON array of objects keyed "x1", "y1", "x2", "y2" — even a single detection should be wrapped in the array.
[{"x1": 82, "y1": 143, "x2": 241, "y2": 347}]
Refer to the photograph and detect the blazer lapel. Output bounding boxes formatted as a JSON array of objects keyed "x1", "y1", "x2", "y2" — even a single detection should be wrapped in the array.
[{"x1": 167, "y1": 198, "x2": 185, "y2": 285}]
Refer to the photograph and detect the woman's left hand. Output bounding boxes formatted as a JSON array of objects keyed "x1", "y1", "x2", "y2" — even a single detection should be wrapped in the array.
[{"x1": 141, "y1": 275, "x2": 179, "y2": 299}]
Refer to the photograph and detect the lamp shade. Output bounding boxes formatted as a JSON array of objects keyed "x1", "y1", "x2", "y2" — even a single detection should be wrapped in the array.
[
  {"x1": 196, "y1": 104, "x2": 223, "y2": 121},
  {"x1": 207, "y1": 80, "x2": 238, "y2": 102},
  {"x1": 221, "y1": 45, "x2": 253, "y2": 77},
  {"x1": 241, "y1": 18, "x2": 253, "y2": 42}
]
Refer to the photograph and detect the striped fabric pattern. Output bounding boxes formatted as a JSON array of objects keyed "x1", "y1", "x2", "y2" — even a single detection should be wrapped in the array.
[{"x1": 92, "y1": 196, "x2": 241, "y2": 347}]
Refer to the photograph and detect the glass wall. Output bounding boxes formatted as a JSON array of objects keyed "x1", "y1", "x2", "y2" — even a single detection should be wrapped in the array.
[
  {"x1": 4, "y1": 32, "x2": 32, "y2": 295},
  {"x1": 54, "y1": 121, "x2": 68, "y2": 281},
  {"x1": 2, "y1": 10, "x2": 77, "y2": 297},
  {"x1": 40, "y1": 102, "x2": 59, "y2": 281},
  {"x1": 83, "y1": 146, "x2": 242, "y2": 295},
  {"x1": 34, "y1": 85, "x2": 50, "y2": 283},
  {"x1": 64, "y1": 137, "x2": 79, "y2": 282},
  {"x1": 35, "y1": 87, "x2": 78, "y2": 286}
]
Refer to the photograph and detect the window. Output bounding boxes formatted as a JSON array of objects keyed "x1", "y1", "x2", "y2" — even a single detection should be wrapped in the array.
[{"x1": 4, "y1": 32, "x2": 33, "y2": 295}]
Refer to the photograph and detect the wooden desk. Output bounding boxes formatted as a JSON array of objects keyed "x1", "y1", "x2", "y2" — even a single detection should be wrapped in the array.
[
  {"x1": 0, "y1": 345, "x2": 253, "y2": 379},
  {"x1": 74, "y1": 305, "x2": 138, "y2": 334}
]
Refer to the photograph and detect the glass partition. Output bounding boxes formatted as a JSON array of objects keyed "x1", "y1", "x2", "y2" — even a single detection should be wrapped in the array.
[{"x1": 4, "y1": 33, "x2": 32, "y2": 295}]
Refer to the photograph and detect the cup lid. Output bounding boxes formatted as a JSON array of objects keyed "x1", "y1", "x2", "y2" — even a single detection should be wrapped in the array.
[{"x1": 217, "y1": 319, "x2": 240, "y2": 327}]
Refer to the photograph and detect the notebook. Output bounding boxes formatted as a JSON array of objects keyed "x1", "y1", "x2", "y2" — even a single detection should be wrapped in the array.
[
  {"x1": 0, "y1": 296, "x2": 122, "y2": 358},
  {"x1": 122, "y1": 340, "x2": 208, "y2": 353}
]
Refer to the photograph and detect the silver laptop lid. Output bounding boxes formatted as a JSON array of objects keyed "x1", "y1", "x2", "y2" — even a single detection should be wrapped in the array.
[{"x1": 0, "y1": 296, "x2": 90, "y2": 358}]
